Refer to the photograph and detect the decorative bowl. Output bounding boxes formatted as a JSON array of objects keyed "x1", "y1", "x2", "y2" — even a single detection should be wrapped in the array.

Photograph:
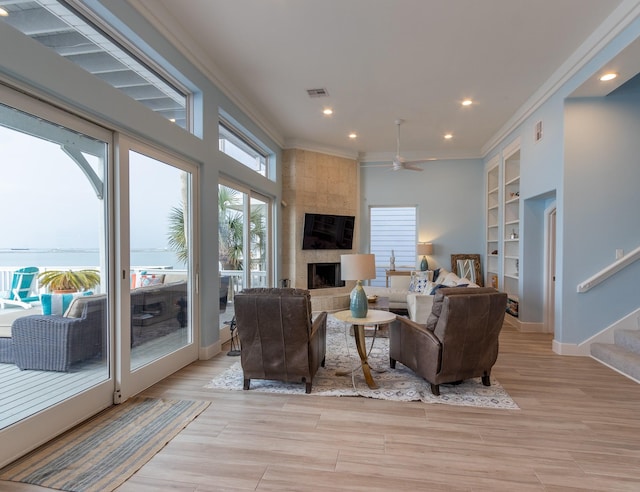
[{"x1": 367, "y1": 295, "x2": 378, "y2": 303}]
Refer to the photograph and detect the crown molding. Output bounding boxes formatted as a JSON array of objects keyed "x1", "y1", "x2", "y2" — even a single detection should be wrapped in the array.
[
  {"x1": 283, "y1": 138, "x2": 359, "y2": 160},
  {"x1": 129, "y1": 0, "x2": 285, "y2": 149},
  {"x1": 359, "y1": 149, "x2": 481, "y2": 163}
]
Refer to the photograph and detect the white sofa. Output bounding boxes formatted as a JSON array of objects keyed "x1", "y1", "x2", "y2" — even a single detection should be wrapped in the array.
[
  {"x1": 406, "y1": 269, "x2": 480, "y2": 323},
  {"x1": 363, "y1": 274, "x2": 414, "y2": 312},
  {"x1": 364, "y1": 268, "x2": 480, "y2": 322}
]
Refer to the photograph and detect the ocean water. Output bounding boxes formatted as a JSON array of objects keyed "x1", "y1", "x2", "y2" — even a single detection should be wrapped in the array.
[{"x1": 0, "y1": 249, "x2": 184, "y2": 270}]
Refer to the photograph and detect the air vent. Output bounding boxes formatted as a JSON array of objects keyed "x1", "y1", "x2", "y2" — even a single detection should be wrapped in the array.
[{"x1": 306, "y1": 88, "x2": 329, "y2": 98}]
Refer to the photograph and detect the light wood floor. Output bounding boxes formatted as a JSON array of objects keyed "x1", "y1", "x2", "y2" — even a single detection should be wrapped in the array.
[{"x1": 3, "y1": 323, "x2": 640, "y2": 491}]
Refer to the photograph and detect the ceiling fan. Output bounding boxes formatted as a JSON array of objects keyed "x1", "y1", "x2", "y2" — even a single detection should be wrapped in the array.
[{"x1": 390, "y1": 119, "x2": 429, "y2": 172}]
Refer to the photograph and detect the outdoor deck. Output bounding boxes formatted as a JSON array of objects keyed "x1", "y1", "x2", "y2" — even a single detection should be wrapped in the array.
[
  {"x1": 1, "y1": 263, "x2": 239, "y2": 431},
  {"x1": 0, "y1": 314, "x2": 192, "y2": 430}
]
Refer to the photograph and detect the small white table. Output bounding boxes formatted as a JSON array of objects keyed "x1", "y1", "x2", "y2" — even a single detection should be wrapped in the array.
[{"x1": 333, "y1": 309, "x2": 397, "y2": 389}]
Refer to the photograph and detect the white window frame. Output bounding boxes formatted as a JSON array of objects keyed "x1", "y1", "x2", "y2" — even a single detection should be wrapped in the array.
[
  {"x1": 369, "y1": 206, "x2": 418, "y2": 286},
  {"x1": 219, "y1": 117, "x2": 270, "y2": 178}
]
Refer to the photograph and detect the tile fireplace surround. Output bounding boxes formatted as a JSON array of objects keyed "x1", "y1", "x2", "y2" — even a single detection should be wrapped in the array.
[{"x1": 281, "y1": 149, "x2": 359, "y2": 306}]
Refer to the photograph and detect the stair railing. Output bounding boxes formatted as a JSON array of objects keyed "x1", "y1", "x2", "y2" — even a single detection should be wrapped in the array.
[{"x1": 577, "y1": 244, "x2": 640, "y2": 293}]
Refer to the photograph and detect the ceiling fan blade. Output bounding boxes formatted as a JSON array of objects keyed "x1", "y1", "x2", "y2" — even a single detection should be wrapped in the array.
[
  {"x1": 404, "y1": 159, "x2": 433, "y2": 166},
  {"x1": 402, "y1": 163, "x2": 424, "y2": 172}
]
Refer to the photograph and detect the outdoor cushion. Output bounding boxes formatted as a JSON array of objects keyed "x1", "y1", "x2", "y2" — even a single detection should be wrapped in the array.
[
  {"x1": 41, "y1": 291, "x2": 92, "y2": 315},
  {"x1": 64, "y1": 293, "x2": 107, "y2": 318}
]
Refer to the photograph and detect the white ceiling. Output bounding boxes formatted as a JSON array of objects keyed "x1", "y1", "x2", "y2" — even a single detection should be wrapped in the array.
[{"x1": 132, "y1": 0, "x2": 634, "y2": 161}]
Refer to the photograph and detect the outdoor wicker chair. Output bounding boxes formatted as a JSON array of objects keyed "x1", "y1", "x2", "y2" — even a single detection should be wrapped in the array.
[{"x1": 10, "y1": 294, "x2": 106, "y2": 371}]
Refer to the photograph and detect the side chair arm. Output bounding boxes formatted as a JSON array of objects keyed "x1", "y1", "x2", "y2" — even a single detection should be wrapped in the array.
[{"x1": 396, "y1": 316, "x2": 441, "y2": 350}]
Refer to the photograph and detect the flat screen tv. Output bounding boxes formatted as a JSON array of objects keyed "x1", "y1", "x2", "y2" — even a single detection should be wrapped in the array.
[{"x1": 302, "y1": 213, "x2": 355, "y2": 250}]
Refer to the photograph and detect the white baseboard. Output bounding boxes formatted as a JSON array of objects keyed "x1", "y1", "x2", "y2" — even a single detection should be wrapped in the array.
[
  {"x1": 553, "y1": 306, "x2": 640, "y2": 356},
  {"x1": 199, "y1": 340, "x2": 222, "y2": 360},
  {"x1": 504, "y1": 315, "x2": 545, "y2": 333},
  {"x1": 552, "y1": 339, "x2": 586, "y2": 356}
]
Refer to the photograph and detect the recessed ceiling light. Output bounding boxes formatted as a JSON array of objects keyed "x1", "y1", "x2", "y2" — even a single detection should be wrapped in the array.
[
  {"x1": 0, "y1": 7, "x2": 8, "y2": 16},
  {"x1": 600, "y1": 73, "x2": 617, "y2": 81},
  {"x1": 348, "y1": 132, "x2": 357, "y2": 139},
  {"x1": 444, "y1": 133, "x2": 453, "y2": 140},
  {"x1": 323, "y1": 108, "x2": 333, "y2": 115},
  {"x1": 461, "y1": 99, "x2": 473, "y2": 106}
]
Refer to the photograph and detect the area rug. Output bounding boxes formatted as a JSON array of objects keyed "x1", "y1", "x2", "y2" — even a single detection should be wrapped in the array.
[
  {"x1": 0, "y1": 397, "x2": 210, "y2": 492},
  {"x1": 206, "y1": 317, "x2": 519, "y2": 410}
]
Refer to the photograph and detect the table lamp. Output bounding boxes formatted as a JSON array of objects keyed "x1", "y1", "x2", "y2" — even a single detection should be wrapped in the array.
[
  {"x1": 340, "y1": 253, "x2": 376, "y2": 318},
  {"x1": 417, "y1": 243, "x2": 433, "y2": 271}
]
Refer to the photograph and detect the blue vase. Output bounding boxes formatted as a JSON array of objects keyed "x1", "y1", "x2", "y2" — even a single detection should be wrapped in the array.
[{"x1": 350, "y1": 280, "x2": 368, "y2": 318}]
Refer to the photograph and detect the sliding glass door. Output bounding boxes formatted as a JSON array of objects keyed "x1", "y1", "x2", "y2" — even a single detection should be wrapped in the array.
[
  {"x1": 117, "y1": 139, "x2": 198, "y2": 399},
  {"x1": 0, "y1": 86, "x2": 114, "y2": 466},
  {"x1": 219, "y1": 181, "x2": 272, "y2": 328},
  {"x1": 0, "y1": 88, "x2": 199, "y2": 467}
]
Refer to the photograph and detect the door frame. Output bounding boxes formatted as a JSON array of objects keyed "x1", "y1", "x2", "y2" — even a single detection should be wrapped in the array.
[
  {"x1": 116, "y1": 136, "x2": 200, "y2": 401},
  {"x1": 544, "y1": 202, "x2": 557, "y2": 335},
  {"x1": 0, "y1": 84, "x2": 115, "y2": 468}
]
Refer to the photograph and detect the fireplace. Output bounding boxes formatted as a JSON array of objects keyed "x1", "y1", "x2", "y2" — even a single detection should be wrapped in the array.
[{"x1": 308, "y1": 262, "x2": 345, "y2": 289}]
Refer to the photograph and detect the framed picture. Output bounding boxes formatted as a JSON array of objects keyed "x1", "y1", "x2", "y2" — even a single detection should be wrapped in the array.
[{"x1": 450, "y1": 254, "x2": 483, "y2": 287}]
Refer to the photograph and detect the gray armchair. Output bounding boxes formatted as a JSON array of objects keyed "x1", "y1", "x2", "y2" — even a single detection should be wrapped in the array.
[
  {"x1": 234, "y1": 288, "x2": 327, "y2": 393},
  {"x1": 11, "y1": 294, "x2": 106, "y2": 372},
  {"x1": 389, "y1": 287, "x2": 507, "y2": 395}
]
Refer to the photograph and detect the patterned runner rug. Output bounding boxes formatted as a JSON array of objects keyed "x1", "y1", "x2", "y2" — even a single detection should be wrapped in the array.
[
  {"x1": 0, "y1": 397, "x2": 210, "y2": 492},
  {"x1": 206, "y1": 316, "x2": 519, "y2": 409}
]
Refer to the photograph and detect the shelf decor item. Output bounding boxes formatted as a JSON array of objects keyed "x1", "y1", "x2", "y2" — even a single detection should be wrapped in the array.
[
  {"x1": 389, "y1": 249, "x2": 396, "y2": 271},
  {"x1": 341, "y1": 253, "x2": 376, "y2": 318},
  {"x1": 417, "y1": 242, "x2": 433, "y2": 271}
]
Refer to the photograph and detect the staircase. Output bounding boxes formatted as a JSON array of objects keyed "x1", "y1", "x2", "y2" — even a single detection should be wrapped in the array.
[{"x1": 591, "y1": 329, "x2": 640, "y2": 383}]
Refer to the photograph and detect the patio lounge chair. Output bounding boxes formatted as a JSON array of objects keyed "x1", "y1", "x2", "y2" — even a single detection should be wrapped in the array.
[{"x1": 0, "y1": 267, "x2": 40, "y2": 309}]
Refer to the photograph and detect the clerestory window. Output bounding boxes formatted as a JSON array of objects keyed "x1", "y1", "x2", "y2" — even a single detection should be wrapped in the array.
[
  {"x1": 0, "y1": 0, "x2": 191, "y2": 130},
  {"x1": 219, "y1": 117, "x2": 269, "y2": 178}
]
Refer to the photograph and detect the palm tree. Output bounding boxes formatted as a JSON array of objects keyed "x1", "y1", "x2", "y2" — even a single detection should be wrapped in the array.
[
  {"x1": 219, "y1": 186, "x2": 267, "y2": 271},
  {"x1": 167, "y1": 203, "x2": 188, "y2": 265},
  {"x1": 218, "y1": 186, "x2": 243, "y2": 269},
  {"x1": 167, "y1": 185, "x2": 266, "y2": 271}
]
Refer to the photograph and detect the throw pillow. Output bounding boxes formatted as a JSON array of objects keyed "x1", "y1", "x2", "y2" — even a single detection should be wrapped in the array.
[
  {"x1": 429, "y1": 283, "x2": 449, "y2": 295},
  {"x1": 426, "y1": 289, "x2": 449, "y2": 331},
  {"x1": 41, "y1": 291, "x2": 93, "y2": 315},
  {"x1": 408, "y1": 271, "x2": 429, "y2": 293},
  {"x1": 442, "y1": 271, "x2": 461, "y2": 286},
  {"x1": 135, "y1": 273, "x2": 165, "y2": 287},
  {"x1": 64, "y1": 293, "x2": 106, "y2": 318},
  {"x1": 408, "y1": 274, "x2": 417, "y2": 292},
  {"x1": 434, "y1": 268, "x2": 449, "y2": 284}
]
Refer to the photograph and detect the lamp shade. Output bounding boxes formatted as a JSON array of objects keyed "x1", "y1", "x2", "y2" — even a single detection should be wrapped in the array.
[
  {"x1": 340, "y1": 254, "x2": 376, "y2": 281},
  {"x1": 417, "y1": 243, "x2": 433, "y2": 256}
]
